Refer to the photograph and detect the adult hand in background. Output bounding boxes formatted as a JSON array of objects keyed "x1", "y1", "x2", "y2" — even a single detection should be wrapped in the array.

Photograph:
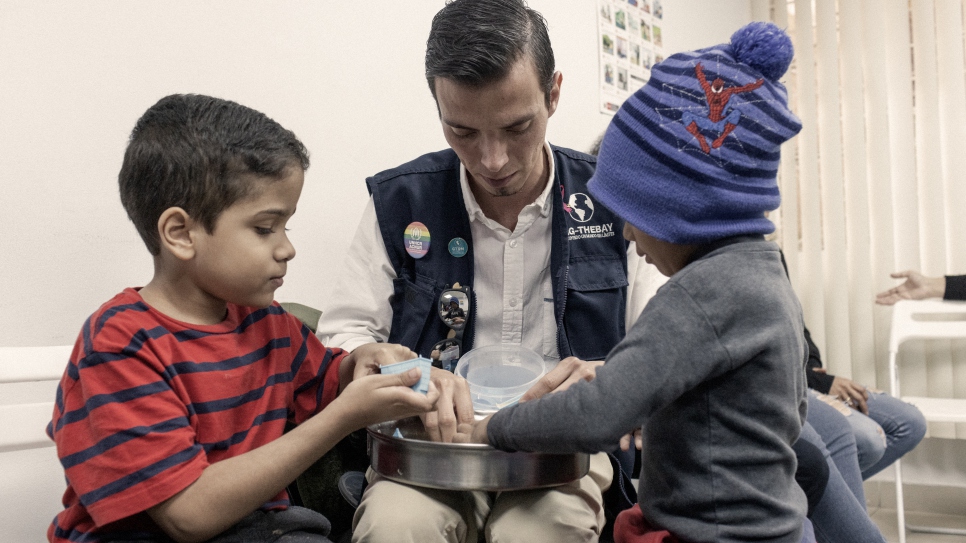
[
  {"x1": 822, "y1": 371, "x2": 869, "y2": 415},
  {"x1": 875, "y1": 270, "x2": 945, "y2": 305}
]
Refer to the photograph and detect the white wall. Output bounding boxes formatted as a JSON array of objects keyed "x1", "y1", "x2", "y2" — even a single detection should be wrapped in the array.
[{"x1": 0, "y1": 0, "x2": 751, "y2": 347}]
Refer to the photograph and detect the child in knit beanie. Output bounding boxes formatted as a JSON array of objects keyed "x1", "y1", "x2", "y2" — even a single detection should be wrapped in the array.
[{"x1": 455, "y1": 22, "x2": 810, "y2": 543}]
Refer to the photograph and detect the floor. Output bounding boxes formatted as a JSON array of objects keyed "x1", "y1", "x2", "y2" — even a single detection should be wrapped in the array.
[{"x1": 869, "y1": 507, "x2": 966, "y2": 542}]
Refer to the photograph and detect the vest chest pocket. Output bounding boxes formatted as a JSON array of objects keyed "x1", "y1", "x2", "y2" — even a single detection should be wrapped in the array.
[
  {"x1": 564, "y1": 256, "x2": 628, "y2": 361},
  {"x1": 388, "y1": 275, "x2": 440, "y2": 356}
]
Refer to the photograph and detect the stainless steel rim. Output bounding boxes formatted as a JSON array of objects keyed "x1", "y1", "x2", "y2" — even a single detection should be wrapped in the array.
[{"x1": 367, "y1": 417, "x2": 590, "y2": 491}]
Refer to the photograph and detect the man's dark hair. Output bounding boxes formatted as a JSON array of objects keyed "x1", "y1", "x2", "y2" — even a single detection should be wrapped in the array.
[
  {"x1": 119, "y1": 94, "x2": 310, "y2": 255},
  {"x1": 425, "y1": 0, "x2": 555, "y2": 106}
]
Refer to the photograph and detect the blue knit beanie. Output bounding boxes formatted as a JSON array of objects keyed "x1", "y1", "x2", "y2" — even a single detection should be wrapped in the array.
[{"x1": 588, "y1": 22, "x2": 802, "y2": 244}]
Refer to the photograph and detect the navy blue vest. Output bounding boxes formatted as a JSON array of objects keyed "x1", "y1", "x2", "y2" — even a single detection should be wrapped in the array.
[{"x1": 368, "y1": 145, "x2": 628, "y2": 361}]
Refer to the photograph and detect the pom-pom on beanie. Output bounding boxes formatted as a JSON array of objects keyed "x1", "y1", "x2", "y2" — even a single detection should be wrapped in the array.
[{"x1": 588, "y1": 21, "x2": 802, "y2": 244}]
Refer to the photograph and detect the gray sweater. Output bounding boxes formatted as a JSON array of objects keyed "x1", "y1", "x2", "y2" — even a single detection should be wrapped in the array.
[{"x1": 488, "y1": 239, "x2": 808, "y2": 543}]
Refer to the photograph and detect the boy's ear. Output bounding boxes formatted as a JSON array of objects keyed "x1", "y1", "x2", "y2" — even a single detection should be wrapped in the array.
[{"x1": 157, "y1": 207, "x2": 197, "y2": 261}]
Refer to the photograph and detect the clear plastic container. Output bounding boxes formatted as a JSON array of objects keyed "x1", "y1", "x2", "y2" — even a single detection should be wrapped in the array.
[{"x1": 455, "y1": 344, "x2": 546, "y2": 414}]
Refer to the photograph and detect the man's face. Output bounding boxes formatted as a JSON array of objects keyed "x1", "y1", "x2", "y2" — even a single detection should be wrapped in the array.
[{"x1": 435, "y1": 57, "x2": 561, "y2": 201}]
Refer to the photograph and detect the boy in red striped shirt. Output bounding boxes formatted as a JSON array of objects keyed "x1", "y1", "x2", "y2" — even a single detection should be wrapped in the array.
[{"x1": 47, "y1": 94, "x2": 438, "y2": 543}]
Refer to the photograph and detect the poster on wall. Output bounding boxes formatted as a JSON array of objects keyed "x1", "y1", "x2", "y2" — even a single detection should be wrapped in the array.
[{"x1": 597, "y1": 0, "x2": 665, "y2": 115}]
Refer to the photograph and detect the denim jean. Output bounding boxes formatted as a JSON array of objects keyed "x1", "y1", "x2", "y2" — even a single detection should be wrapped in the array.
[
  {"x1": 852, "y1": 390, "x2": 927, "y2": 479},
  {"x1": 805, "y1": 393, "x2": 865, "y2": 504},
  {"x1": 801, "y1": 517, "x2": 815, "y2": 543},
  {"x1": 798, "y1": 423, "x2": 886, "y2": 543},
  {"x1": 808, "y1": 389, "x2": 927, "y2": 481}
]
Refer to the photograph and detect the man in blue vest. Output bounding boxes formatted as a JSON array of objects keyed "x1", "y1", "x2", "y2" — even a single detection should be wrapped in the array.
[{"x1": 317, "y1": 0, "x2": 663, "y2": 541}]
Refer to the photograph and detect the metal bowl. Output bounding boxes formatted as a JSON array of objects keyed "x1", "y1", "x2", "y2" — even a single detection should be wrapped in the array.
[{"x1": 367, "y1": 416, "x2": 590, "y2": 491}]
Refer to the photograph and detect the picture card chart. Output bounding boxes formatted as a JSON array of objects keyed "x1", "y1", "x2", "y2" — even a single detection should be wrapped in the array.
[{"x1": 597, "y1": 0, "x2": 665, "y2": 114}]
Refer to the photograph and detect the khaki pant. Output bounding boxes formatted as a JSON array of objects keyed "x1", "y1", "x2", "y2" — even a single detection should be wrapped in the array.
[{"x1": 351, "y1": 452, "x2": 612, "y2": 543}]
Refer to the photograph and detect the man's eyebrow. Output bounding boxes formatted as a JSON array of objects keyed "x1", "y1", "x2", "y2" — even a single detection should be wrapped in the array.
[
  {"x1": 442, "y1": 118, "x2": 474, "y2": 130},
  {"x1": 442, "y1": 115, "x2": 534, "y2": 131},
  {"x1": 501, "y1": 115, "x2": 534, "y2": 129}
]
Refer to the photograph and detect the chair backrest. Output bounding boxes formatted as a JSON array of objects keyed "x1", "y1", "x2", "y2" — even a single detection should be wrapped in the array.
[
  {"x1": 888, "y1": 300, "x2": 966, "y2": 353},
  {"x1": 0, "y1": 345, "x2": 72, "y2": 542},
  {"x1": 280, "y1": 302, "x2": 322, "y2": 333}
]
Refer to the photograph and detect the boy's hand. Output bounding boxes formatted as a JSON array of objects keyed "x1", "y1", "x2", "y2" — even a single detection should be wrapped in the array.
[
  {"x1": 521, "y1": 357, "x2": 604, "y2": 401},
  {"x1": 338, "y1": 368, "x2": 440, "y2": 430},
  {"x1": 452, "y1": 415, "x2": 491, "y2": 445},
  {"x1": 341, "y1": 343, "x2": 418, "y2": 389},
  {"x1": 421, "y1": 367, "x2": 475, "y2": 443}
]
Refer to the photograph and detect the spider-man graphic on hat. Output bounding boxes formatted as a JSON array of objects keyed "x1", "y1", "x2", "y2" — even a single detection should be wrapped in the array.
[{"x1": 681, "y1": 63, "x2": 763, "y2": 153}]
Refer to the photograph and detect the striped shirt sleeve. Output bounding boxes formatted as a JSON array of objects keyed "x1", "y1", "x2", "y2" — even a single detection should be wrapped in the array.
[{"x1": 286, "y1": 316, "x2": 347, "y2": 425}]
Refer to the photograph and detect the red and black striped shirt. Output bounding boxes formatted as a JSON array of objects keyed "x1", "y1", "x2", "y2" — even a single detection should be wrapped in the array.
[{"x1": 48, "y1": 288, "x2": 344, "y2": 542}]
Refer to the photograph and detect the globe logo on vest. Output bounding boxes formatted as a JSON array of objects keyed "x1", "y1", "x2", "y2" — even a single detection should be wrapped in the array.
[{"x1": 565, "y1": 193, "x2": 595, "y2": 223}]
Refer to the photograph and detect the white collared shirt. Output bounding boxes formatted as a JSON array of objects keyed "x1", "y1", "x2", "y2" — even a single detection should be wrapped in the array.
[{"x1": 316, "y1": 142, "x2": 665, "y2": 361}]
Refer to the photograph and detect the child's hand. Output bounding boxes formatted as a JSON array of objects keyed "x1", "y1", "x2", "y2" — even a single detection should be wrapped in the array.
[
  {"x1": 521, "y1": 357, "x2": 604, "y2": 401},
  {"x1": 341, "y1": 343, "x2": 418, "y2": 386},
  {"x1": 620, "y1": 428, "x2": 643, "y2": 451},
  {"x1": 339, "y1": 368, "x2": 440, "y2": 430},
  {"x1": 452, "y1": 415, "x2": 491, "y2": 445}
]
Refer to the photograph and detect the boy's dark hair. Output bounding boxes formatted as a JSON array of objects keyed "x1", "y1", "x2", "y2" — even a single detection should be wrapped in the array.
[
  {"x1": 119, "y1": 94, "x2": 310, "y2": 255},
  {"x1": 425, "y1": 0, "x2": 555, "y2": 106}
]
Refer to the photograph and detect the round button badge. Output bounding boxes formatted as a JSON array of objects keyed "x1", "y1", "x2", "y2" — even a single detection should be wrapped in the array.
[
  {"x1": 404, "y1": 221, "x2": 431, "y2": 259},
  {"x1": 448, "y1": 237, "x2": 468, "y2": 258}
]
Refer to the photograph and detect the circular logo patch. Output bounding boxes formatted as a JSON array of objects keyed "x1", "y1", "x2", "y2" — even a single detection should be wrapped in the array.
[
  {"x1": 404, "y1": 221, "x2": 431, "y2": 258},
  {"x1": 566, "y1": 193, "x2": 595, "y2": 223},
  {"x1": 448, "y1": 237, "x2": 468, "y2": 258}
]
